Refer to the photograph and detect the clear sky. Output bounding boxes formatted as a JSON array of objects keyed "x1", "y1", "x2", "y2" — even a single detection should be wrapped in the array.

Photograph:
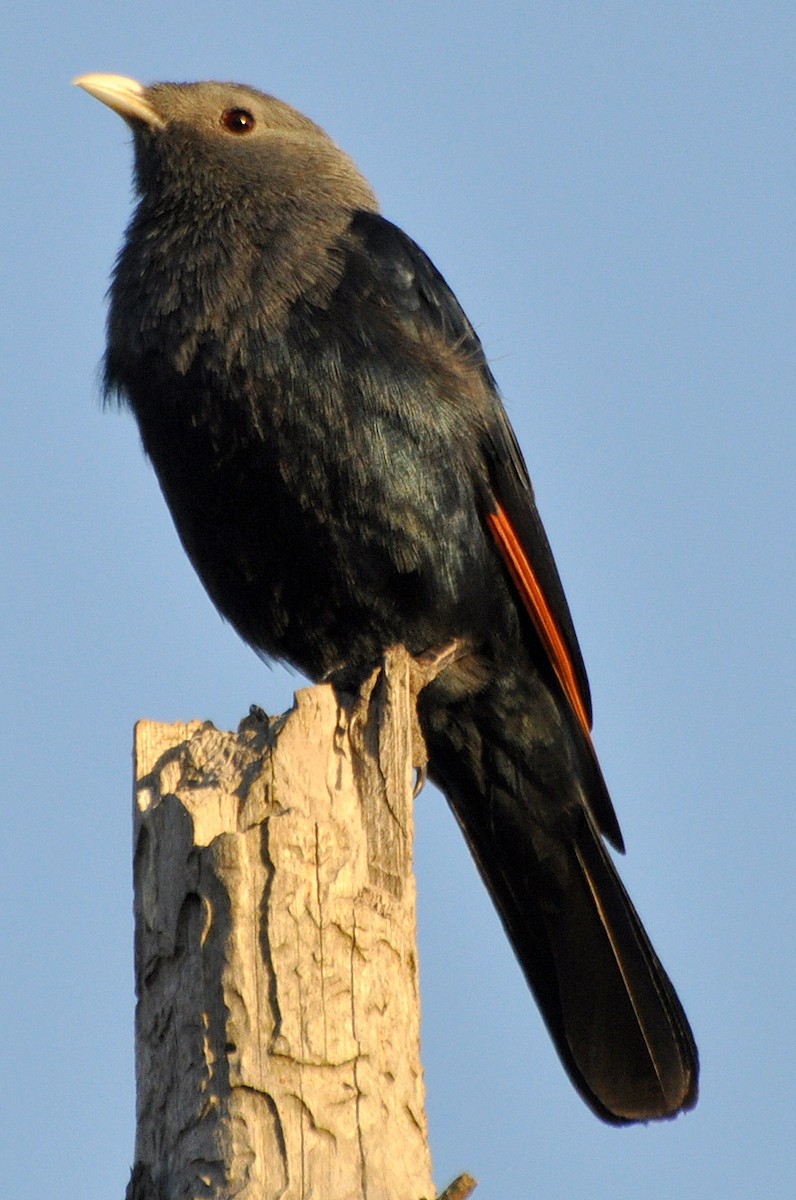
[{"x1": 3, "y1": 4, "x2": 794, "y2": 1198}]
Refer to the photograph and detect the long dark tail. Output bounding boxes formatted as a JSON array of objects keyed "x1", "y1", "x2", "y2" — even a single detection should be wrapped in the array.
[{"x1": 421, "y1": 689, "x2": 698, "y2": 1123}]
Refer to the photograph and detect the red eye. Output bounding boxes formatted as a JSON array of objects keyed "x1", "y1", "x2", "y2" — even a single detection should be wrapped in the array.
[{"x1": 221, "y1": 108, "x2": 256, "y2": 134}]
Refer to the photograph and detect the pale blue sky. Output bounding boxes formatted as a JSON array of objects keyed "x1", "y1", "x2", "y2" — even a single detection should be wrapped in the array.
[{"x1": 3, "y1": 5, "x2": 795, "y2": 1197}]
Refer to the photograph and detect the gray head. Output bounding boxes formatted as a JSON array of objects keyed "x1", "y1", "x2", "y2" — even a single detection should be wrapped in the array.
[
  {"x1": 76, "y1": 74, "x2": 383, "y2": 364},
  {"x1": 74, "y1": 74, "x2": 378, "y2": 214}
]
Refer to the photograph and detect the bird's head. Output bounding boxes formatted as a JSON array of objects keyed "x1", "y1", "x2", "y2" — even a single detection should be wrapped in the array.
[{"x1": 74, "y1": 74, "x2": 378, "y2": 215}]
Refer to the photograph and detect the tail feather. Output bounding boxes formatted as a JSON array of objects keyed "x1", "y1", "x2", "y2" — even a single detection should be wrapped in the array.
[
  {"x1": 543, "y1": 811, "x2": 697, "y2": 1119},
  {"x1": 424, "y1": 696, "x2": 698, "y2": 1123}
]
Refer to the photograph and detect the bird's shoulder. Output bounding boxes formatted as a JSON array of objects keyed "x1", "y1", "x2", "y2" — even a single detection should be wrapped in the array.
[{"x1": 332, "y1": 211, "x2": 495, "y2": 380}]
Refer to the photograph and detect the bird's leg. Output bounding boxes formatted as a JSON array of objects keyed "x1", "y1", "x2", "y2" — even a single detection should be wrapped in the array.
[{"x1": 406, "y1": 640, "x2": 466, "y2": 795}]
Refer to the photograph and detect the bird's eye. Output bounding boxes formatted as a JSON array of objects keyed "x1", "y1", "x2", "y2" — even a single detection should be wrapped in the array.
[{"x1": 221, "y1": 108, "x2": 256, "y2": 134}]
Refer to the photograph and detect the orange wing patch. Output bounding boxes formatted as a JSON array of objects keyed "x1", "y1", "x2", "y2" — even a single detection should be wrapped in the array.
[{"x1": 487, "y1": 502, "x2": 592, "y2": 738}]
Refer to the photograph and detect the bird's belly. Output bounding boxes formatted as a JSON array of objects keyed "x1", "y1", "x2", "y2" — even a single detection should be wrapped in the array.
[{"x1": 153, "y1": 438, "x2": 497, "y2": 680}]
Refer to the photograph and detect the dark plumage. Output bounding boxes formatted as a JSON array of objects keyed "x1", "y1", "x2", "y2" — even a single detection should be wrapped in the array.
[{"x1": 75, "y1": 73, "x2": 698, "y2": 1122}]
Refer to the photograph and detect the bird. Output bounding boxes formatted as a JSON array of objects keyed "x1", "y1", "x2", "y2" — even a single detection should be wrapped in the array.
[{"x1": 75, "y1": 73, "x2": 698, "y2": 1123}]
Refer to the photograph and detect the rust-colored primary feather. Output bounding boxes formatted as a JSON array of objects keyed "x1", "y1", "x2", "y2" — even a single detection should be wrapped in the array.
[{"x1": 487, "y1": 502, "x2": 592, "y2": 737}]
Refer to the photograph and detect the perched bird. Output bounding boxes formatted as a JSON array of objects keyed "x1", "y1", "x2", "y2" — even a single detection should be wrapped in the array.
[{"x1": 75, "y1": 73, "x2": 698, "y2": 1123}]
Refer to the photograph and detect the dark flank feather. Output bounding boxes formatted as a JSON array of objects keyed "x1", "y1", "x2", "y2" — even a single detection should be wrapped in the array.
[{"x1": 75, "y1": 73, "x2": 698, "y2": 1122}]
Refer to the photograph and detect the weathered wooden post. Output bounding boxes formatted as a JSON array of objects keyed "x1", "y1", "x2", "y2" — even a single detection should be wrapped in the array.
[{"x1": 124, "y1": 647, "x2": 475, "y2": 1200}]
